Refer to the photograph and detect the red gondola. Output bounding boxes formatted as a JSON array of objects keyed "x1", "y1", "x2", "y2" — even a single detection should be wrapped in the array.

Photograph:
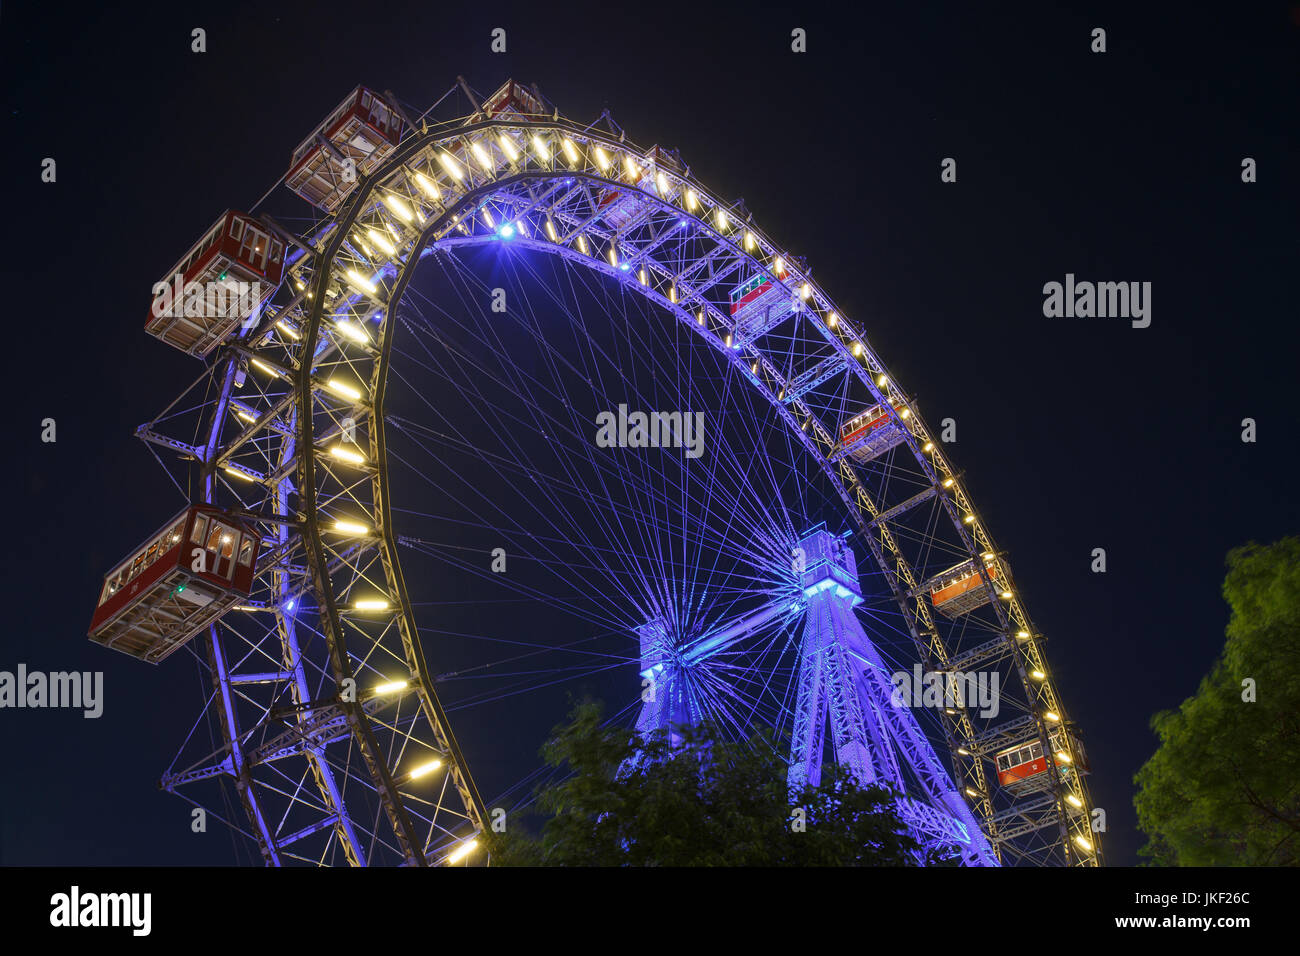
[
  {"x1": 88, "y1": 505, "x2": 261, "y2": 664},
  {"x1": 929, "y1": 557, "x2": 1000, "y2": 618},
  {"x1": 144, "y1": 211, "x2": 285, "y2": 357},
  {"x1": 481, "y1": 80, "x2": 546, "y2": 118},
  {"x1": 836, "y1": 400, "x2": 909, "y2": 464},
  {"x1": 994, "y1": 732, "x2": 1089, "y2": 795},
  {"x1": 727, "y1": 261, "x2": 795, "y2": 342},
  {"x1": 729, "y1": 262, "x2": 790, "y2": 318},
  {"x1": 286, "y1": 87, "x2": 405, "y2": 212},
  {"x1": 839, "y1": 401, "x2": 908, "y2": 446}
]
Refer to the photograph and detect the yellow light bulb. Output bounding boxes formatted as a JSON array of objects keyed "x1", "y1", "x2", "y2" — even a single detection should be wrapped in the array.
[
  {"x1": 383, "y1": 194, "x2": 413, "y2": 222},
  {"x1": 414, "y1": 172, "x2": 440, "y2": 200},
  {"x1": 470, "y1": 141, "x2": 493, "y2": 170},
  {"x1": 438, "y1": 152, "x2": 464, "y2": 181}
]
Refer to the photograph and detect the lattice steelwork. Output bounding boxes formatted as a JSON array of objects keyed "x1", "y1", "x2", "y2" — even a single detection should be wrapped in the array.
[{"x1": 122, "y1": 78, "x2": 1099, "y2": 866}]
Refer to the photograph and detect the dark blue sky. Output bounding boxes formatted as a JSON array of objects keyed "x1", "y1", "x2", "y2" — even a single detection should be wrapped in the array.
[{"x1": 2, "y1": 0, "x2": 1298, "y2": 865}]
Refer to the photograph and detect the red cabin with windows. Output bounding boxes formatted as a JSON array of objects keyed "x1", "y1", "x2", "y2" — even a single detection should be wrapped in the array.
[
  {"x1": 481, "y1": 79, "x2": 546, "y2": 118},
  {"x1": 145, "y1": 211, "x2": 286, "y2": 357},
  {"x1": 729, "y1": 263, "x2": 789, "y2": 317},
  {"x1": 287, "y1": 87, "x2": 405, "y2": 212},
  {"x1": 837, "y1": 400, "x2": 909, "y2": 463},
  {"x1": 88, "y1": 505, "x2": 261, "y2": 664},
  {"x1": 994, "y1": 731, "x2": 1089, "y2": 796},
  {"x1": 840, "y1": 401, "x2": 908, "y2": 446},
  {"x1": 729, "y1": 262, "x2": 793, "y2": 341},
  {"x1": 929, "y1": 556, "x2": 1000, "y2": 618}
]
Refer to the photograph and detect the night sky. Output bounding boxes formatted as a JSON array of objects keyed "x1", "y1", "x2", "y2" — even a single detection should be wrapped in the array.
[{"x1": 3, "y1": 1, "x2": 1298, "y2": 866}]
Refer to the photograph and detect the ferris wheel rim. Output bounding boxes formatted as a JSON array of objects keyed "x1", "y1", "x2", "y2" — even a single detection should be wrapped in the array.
[
  {"x1": 149, "y1": 85, "x2": 1098, "y2": 866},
  {"x1": 305, "y1": 171, "x2": 1071, "y2": 859}
]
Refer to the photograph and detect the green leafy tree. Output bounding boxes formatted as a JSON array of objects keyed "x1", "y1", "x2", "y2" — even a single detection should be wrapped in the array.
[
  {"x1": 1134, "y1": 537, "x2": 1300, "y2": 865},
  {"x1": 486, "y1": 698, "x2": 941, "y2": 866}
]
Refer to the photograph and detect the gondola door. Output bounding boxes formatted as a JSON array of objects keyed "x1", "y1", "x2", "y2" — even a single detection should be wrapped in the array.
[
  {"x1": 200, "y1": 516, "x2": 241, "y2": 581},
  {"x1": 242, "y1": 221, "x2": 271, "y2": 273}
]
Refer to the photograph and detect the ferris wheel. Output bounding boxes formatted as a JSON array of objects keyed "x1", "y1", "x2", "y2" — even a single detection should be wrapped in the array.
[{"x1": 87, "y1": 78, "x2": 1099, "y2": 866}]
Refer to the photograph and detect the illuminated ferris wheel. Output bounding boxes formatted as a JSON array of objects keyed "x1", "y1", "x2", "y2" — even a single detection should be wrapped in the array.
[{"x1": 87, "y1": 78, "x2": 1099, "y2": 866}]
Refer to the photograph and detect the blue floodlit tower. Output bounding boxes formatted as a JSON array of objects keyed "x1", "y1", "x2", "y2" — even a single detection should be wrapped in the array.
[{"x1": 633, "y1": 525, "x2": 999, "y2": 866}]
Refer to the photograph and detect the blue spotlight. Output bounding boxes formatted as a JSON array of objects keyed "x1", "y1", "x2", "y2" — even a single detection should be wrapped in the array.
[{"x1": 498, "y1": 223, "x2": 516, "y2": 240}]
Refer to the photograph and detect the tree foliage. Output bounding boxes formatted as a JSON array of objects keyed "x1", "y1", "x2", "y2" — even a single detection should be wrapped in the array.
[
  {"x1": 486, "y1": 698, "x2": 934, "y2": 866},
  {"x1": 1133, "y1": 537, "x2": 1300, "y2": 865}
]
